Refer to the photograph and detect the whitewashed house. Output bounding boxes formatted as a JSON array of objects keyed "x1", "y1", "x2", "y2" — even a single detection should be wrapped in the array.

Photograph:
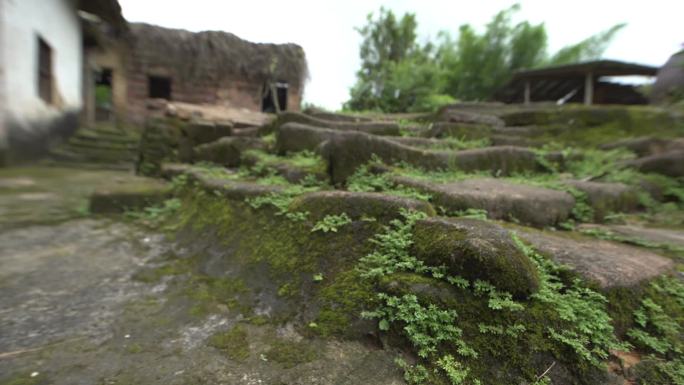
[{"x1": 0, "y1": 0, "x2": 124, "y2": 165}]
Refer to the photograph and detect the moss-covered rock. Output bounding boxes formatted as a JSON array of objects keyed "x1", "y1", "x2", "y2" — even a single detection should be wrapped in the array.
[
  {"x1": 411, "y1": 217, "x2": 540, "y2": 298},
  {"x1": 289, "y1": 191, "x2": 435, "y2": 222}
]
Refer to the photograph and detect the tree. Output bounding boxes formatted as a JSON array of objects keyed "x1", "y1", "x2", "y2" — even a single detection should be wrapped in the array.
[
  {"x1": 346, "y1": 7, "x2": 421, "y2": 111},
  {"x1": 346, "y1": 4, "x2": 626, "y2": 111},
  {"x1": 549, "y1": 23, "x2": 626, "y2": 65}
]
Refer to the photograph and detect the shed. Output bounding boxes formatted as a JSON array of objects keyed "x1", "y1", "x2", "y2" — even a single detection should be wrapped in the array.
[{"x1": 495, "y1": 60, "x2": 658, "y2": 105}]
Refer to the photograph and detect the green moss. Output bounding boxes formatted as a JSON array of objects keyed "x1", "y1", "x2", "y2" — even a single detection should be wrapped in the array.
[
  {"x1": 186, "y1": 275, "x2": 249, "y2": 317},
  {"x1": 315, "y1": 269, "x2": 375, "y2": 336},
  {"x1": 208, "y1": 325, "x2": 250, "y2": 361},
  {"x1": 266, "y1": 339, "x2": 317, "y2": 368}
]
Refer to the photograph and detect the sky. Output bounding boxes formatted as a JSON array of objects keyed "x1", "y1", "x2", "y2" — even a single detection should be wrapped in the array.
[{"x1": 118, "y1": 0, "x2": 684, "y2": 110}]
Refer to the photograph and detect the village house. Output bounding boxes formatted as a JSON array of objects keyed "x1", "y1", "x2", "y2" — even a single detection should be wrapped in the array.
[{"x1": 0, "y1": 0, "x2": 307, "y2": 165}]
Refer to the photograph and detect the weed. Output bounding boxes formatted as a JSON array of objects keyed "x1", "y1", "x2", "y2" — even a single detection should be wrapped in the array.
[{"x1": 311, "y1": 213, "x2": 352, "y2": 233}]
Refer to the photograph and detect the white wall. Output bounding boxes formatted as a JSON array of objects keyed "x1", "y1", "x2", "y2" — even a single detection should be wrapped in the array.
[{"x1": 0, "y1": 0, "x2": 82, "y2": 162}]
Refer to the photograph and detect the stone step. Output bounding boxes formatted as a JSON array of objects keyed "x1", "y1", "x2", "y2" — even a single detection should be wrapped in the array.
[
  {"x1": 394, "y1": 177, "x2": 575, "y2": 227},
  {"x1": 517, "y1": 226, "x2": 674, "y2": 289},
  {"x1": 49, "y1": 148, "x2": 137, "y2": 164},
  {"x1": 45, "y1": 159, "x2": 134, "y2": 172},
  {"x1": 288, "y1": 190, "x2": 435, "y2": 222},
  {"x1": 563, "y1": 180, "x2": 639, "y2": 221},
  {"x1": 325, "y1": 130, "x2": 543, "y2": 184},
  {"x1": 72, "y1": 130, "x2": 140, "y2": 145},
  {"x1": 625, "y1": 149, "x2": 684, "y2": 177},
  {"x1": 578, "y1": 223, "x2": 684, "y2": 252},
  {"x1": 62, "y1": 138, "x2": 138, "y2": 153},
  {"x1": 274, "y1": 111, "x2": 400, "y2": 136}
]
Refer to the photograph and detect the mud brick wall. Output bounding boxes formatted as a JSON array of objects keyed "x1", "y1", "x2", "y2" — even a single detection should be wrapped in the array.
[{"x1": 124, "y1": 49, "x2": 302, "y2": 125}]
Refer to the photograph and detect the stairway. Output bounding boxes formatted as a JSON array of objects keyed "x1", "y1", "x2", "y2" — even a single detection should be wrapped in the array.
[{"x1": 48, "y1": 124, "x2": 140, "y2": 171}]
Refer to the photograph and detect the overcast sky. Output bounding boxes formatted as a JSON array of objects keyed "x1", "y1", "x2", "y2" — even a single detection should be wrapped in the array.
[{"x1": 118, "y1": 0, "x2": 684, "y2": 110}]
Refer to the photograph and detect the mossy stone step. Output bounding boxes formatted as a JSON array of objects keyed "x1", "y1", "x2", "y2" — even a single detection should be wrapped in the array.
[
  {"x1": 62, "y1": 139, "x2": 138, "y2": 153},
  {"x1": 394, "y1": 177, "x2": 575, "y2": 227},
  {"x1": 49, "y1": 148, "x2": 137, "y2": 164},
  {"x1": 626, "y1": 149, "x2": 684, "y2": 177},
  {"x1": 288, "y1": 191, "x2": 435, "y2": 222},
  {"x1": 71, "y1": 130, "x2": 140, "y2": 145},
  {"x1": 517, "y1": 227, "x2": 674, "y2": 288},
  {"x1": 563, "y1": 180, "x2": 639, "y2": 221},
  {"x1": 326, "y1": 130, "x2": 542, "y2": 184},
  {"x1": 578, "y1": 224, "x2": 684, "y2": 251},
  {"x1": 274, "y1": 111, "x2": 400, "y2": 136}
]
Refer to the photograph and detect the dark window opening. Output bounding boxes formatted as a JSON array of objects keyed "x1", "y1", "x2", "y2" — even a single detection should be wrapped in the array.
[
  {"x1": 95, "y1": 68, "x2": 113, "y2": 121},
  {"x1": 261, "y1": 82, "x2": 288, "y2": 112},
  {"x1": 148, "y1": 76, "x2": 172, "y2": 100},
  {"x1": 37, "y1": 36, "x2": 53, "y2": 104}
]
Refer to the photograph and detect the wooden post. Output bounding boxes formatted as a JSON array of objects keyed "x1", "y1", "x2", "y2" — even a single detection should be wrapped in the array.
[
  {"x1": 584, "y1": 71, "x2": 594, "y2": 105},
  {"x1": 524, "y1": 80, "x2": 531, "y2": 105},
  {"x1": 271, "y1": 83, "x2": 281, "y2": 113}
]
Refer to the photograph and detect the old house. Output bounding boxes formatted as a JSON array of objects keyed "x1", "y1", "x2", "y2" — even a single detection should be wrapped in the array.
[
  {"x1": 0, "y1": 0, "x2": 308, "y2": 165},
  {"x1": 85, "y1": 23, "x2": 308, "y2": 126},
  {"x1": 0, "y1": 0, "x2": 124, "y2": 165}
]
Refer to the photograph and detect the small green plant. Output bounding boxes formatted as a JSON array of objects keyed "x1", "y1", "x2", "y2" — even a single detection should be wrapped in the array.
[
  {"x1": 347, "y1": 162, "x2": 431, "y2": 201},
  {"x1": 452, "y1": 208, "x2": 488, "y2": 220},
  {"x1": 311, "y1": 213, "x2": 352, "y2": 233}
]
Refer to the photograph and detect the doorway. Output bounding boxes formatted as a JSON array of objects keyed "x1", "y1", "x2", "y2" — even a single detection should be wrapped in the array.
[
  {"x1": 95, "y1": 68, "x2": 113, "y2": 121},
  {"x1": 261, "y1": 82, "x2": 288, "y2": 113}
]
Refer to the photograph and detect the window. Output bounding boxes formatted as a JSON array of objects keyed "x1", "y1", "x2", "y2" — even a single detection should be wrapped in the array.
[
  {"x1": 148, "y1": 76, "x2": 172, "y2": 100},
  {"x1": 37, "y1": 36, "x2": 53, "y2": 104}
]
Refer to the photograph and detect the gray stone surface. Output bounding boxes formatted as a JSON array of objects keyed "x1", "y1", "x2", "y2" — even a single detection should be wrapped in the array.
[
  {"x1": 563, "y1": 180, "x2": 639, "y2": 220},
  {"x1": 518, "y1": 228, "x2": 674, "y2": 288},
  {"x1": 395, "y1": 177, "x2": 575, "y2": 227}
]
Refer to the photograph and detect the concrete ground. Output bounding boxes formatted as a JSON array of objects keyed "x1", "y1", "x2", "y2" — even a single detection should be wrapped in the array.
[{"x1": 0, "y1": 166, "x2": 401, "y2": 385}]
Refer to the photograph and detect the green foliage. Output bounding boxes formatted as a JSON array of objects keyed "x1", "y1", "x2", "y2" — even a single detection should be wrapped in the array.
[
  {"x1": 311, "y1": 213, "x2": 352, "y2": 233},
  {"x1": 345, "y1": 5, "x2": 455, "y2": 112},
  {"x1": 625, "y1": 276, "x2": 684, "y2": 384},
  {"x1": 346, "y1": 4, "x2": 626, "y2": 110},
  {"x1": 549, "y1": 23, "x2": 626, "y2": 65},
  {"x1": 357, "y1": 209, "x2": 431, "y2": 278},
  {"x1": 363, "y1": 293, "x2": 473, "y2": 359},
  {"x1": 347, "y1": 162, "x2": 431, "y2": 201},
  {"x1": 513, "y1": 234, "x2": 626, "y2": 367}
]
